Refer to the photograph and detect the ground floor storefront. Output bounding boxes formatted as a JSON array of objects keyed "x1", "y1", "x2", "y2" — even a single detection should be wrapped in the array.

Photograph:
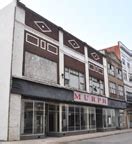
[
  {"x1": 9, "y1": 77, "x2": 127, "y2": 140},
  {"x1": 20, "y1": 99, "x2": 126, "y2": 139}
]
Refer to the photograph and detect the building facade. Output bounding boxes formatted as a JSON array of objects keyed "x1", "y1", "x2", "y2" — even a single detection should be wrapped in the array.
[
  {"x1": 101, "y1": 50, "x2": 127, "y2": 129},
  {"x1": 0, "y1": 1, "x2": 126, "y2": 141},
  {"x1": 102, "y1": 41, "x2": 132, "y2": 128}
]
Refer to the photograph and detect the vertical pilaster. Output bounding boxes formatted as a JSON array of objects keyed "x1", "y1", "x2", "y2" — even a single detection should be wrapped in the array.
[
  {"x1": 103, "y1": 57, "x2": 109, "y2": 97},
  {"x1": 9, "y1": 94, "x2": 21, "y2": 141},
  {"x1": 59, "y1": 30, "x2": 64, "y2": 86},
  {"x1": 84, "y1": 46, "x2": 90, "y2": 92}
]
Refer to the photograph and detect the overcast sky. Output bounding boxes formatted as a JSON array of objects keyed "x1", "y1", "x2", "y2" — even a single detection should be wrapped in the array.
[{"x1": 0, "y1": 0, "x2": 132, "y2": 50}]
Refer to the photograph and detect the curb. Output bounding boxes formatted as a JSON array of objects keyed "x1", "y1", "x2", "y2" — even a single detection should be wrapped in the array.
[{"x1": 60, "y1": 130, "x2": 132, "y2": 144}]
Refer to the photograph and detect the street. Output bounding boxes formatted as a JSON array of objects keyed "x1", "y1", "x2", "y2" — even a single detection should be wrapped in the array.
[{"x1": 66, "y1": 132, "x2": 132, "y2": 144}]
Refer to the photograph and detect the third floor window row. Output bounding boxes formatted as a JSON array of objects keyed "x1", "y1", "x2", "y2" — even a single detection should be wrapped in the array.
[{"x1": 108, "y1": 63, "x2": 122, "y2": 80}]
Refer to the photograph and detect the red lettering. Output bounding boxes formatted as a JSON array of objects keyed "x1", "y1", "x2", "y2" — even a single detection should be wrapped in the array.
[
  {"x1": 84, "y1": 95, "x2": 89, "y2": 101},
  {"x1": 74, "y1": 92, "x2": 81, "y2": 100},
  {"x1": 98, "y1": 97, "x2": 101, "y2": 103},
  {"x1": 91, "y1": 96, "x2": 96, "y2": 102}
]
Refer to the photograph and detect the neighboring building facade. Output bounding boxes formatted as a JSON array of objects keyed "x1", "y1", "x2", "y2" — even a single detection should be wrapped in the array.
[
  {"x1": 102, "y1": 41, "x2": 132, "y2": 128},
  {"x1": 0, "y1": 1, "x2": 126, "y2": 141},
  {"x1": 101, "y1": 50, "x2": 127, "y2": 129}
]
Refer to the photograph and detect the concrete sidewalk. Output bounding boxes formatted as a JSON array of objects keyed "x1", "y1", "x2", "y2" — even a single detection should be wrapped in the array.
[{"x1": 1, "y1": 129, "x2": 132, "y2": 144}]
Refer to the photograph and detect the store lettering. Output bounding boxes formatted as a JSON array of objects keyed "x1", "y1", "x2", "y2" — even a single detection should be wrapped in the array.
[{"x1": 74, "y1": 91, "x2": 108, "y2": 106}]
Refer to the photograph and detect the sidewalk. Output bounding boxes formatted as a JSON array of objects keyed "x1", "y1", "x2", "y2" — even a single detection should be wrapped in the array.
[{"x1": 1, "y1": 129, "x2": 132, "y2": 144}]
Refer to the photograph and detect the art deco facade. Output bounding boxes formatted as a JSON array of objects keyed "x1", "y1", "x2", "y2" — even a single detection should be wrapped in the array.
[{"x1": 0, "y1": 1, "x2": 127, "y2": 141}]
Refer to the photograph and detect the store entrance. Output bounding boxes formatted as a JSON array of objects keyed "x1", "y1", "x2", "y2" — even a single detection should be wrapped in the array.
[
  {"x1": 96, "y1": 108, "x2": 103, "y2": 131},
  {"x1": 45, "y1": 103, "x2": 59, "y2": 135}
]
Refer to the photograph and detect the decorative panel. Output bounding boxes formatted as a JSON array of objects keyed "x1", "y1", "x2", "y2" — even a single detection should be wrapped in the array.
[{"x1": 25, "y1": 9, "x2": 59, "y2": 41}]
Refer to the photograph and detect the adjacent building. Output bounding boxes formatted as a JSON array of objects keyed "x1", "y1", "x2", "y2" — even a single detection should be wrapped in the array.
[
  {"x1": 100, "y1": 49, "x2": 126, "y2": 129},
  {"x1": 0, "y1": 1, "x2": 127, "y2": 141},
  {"x1": 102, "y1": 42, "x2": 132, "y2": 128}
]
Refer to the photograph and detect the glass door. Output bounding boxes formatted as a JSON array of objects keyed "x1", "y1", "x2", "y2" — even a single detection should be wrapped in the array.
[
  {"x1": 34, "y1": 102, "x2": 44, "y2": 134},
  {"x1": 45, "y1": 103, "x2": 59, "y2": 134}
]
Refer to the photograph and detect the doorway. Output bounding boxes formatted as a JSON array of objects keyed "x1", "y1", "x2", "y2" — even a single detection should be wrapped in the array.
[
  {"x1": 45, "y1": 103, "x2": 59, "y2": 135},
  {"x1": 96, "y1": 108, "x2": 103, "y2": 131}
]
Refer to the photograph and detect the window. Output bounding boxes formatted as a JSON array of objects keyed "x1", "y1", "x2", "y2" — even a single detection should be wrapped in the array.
[
  {"x1": 103, "y1": 109, "x2": 116, "y2": 128},
  {"x1": 21, "y1": 101, "x2": 44, "y2": 135},
  {"x1": 89, "y1": 107, "x2": 96, "y2": 129},
  {"x1": 123, "y1": 70, "x2": 127, "y2": 81},
  {"x1": 127, "y1": 62, "x2": 130, "y2": 68},
  {"x1": 109, "y1": 82, "x2": 116, "y2": 94},
  {"x1": 89, "y1": 63, "x2": 103, "y2": 75},
  {"x1": 115, "y1": 68, "x2": 122, "y2": 80},
  {"x1": 62, "y1": 105, "x2": 95, "y2": 132},
  {"x1": 122, "y1": 58, "x2": 125, "y2": 65},
  {"x1": 108, "y1": 63, "x2": 115, "y2": 76},
  {"x1": 129, "y1": 74, "x2": 132, "y2": 82},
  {"x1": 64, "y1": 68, "x2": 85, "y2": 91},
  {"x1": 24, "y1": 52, "x2": 57, "y2": 83},
  {"x1": 89, "y1": 77, "x2": 104, "y2": 95},
  {"x1": 117, "y1": 85, "x2": 124, "y2": 96}
]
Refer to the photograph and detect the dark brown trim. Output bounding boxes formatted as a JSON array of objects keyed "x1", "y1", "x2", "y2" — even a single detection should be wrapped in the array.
[{"x1": 64, "y1": 55, "x2": 85, "y2": 74}]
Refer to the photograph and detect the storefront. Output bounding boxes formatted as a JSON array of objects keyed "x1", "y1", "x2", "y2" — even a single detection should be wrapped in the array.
[{"x1": 12, "y1": 78, "x2": 127, "y2": 139}]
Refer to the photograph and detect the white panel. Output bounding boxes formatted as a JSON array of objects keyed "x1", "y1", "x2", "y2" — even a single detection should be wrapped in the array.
[
  {"x1": 103, "y1": 57, "x2": 109, "y2": 97},
  {"x1": 85, "y1": 46, "x2": 89, "y2": 92},
  {"x1": 0, "y1": 2, "x2": 15, "y2": 140},
  {"x1": 59, "y1": 30, "x2": 64, "y2": 86},
  {"x1": 9, "y1": 94, "x2": 21, "y2": 141},
  {"x1": 12, "y1": 22, "x2": 25, "y2": 77}
]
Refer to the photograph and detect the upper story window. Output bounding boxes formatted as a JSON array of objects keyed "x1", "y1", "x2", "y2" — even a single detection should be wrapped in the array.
[
  {"x1": 89, "y1": 77, "x2": 104, "y2": 95},
  {"x1": 117, "y1": 85, "x2": 124, "y2": 96},
  {"x1": 89, "y1": 63, "x2": 104, "y2": 75},
  {"x1": 122, "y1": 58, "x2": 125, "y2": 65},
  {"x1": 108, "y1": 63, "x2": 115, "y2": 76},
  {"x1": 24, "y1": 52, "x2": 57, "y2": 83},
  {"x1": 64, "y1": 68, "x2": 85, "y2": 91},
  {"x1": 127, "y1": 62, "x2": 130, "y2": 68},
  {"x1": 109, "y1": 82, "x2": 116, "y2": 94},
  {"x1": 123, "y1": 70, "x2": 127, "y2": 81},
  {"x1": 115, "y1": 68, "x2": 122, "y2": 80},
  {"x1": 129, "y1": 73, "x2": 132, "y2": 82}
]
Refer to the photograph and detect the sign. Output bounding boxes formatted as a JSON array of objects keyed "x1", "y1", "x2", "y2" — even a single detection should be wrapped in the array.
[{"x1": 74, "y1": 91, "x2": 108, "y2": 106}]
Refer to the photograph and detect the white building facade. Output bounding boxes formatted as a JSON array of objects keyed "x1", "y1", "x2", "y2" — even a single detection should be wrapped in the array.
[
  {"x1": 0, "y1": 1, "x2": 126, "y2": 141},
  {"x1": 118, "y1": 42, "x2": 132, "y2": 128}
]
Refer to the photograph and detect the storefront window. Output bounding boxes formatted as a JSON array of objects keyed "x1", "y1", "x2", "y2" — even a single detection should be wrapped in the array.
[
  {"x1": 21, "y1": 101, "x2": 45, "y2": 135},
  {"x1": 69, "y1": 106, "x2": 75, "y2": 131},
  {"x1": 62, "y1": 105, "x2": 92, "y2": 132},
  {"x1": 34, "y1": 102, "x2": 44, "y2": 134},
  {"x1": 119, "y1": 110, "x2": 126, "y2": 128},
  {"x1": 62, "y1": 105, "x2": 68, "y2": 131},
  {"x1": 23, "y1": 102, "x2": 33, "y2": 134},
  {"x1": 81, "y1": 107, "x2": 88, "y2": 130},
  {"x1": 89, "y1": 107, "x2": 96, "y2": 130},
  {"x1": 103, "y1": 108, "x2": 116, "y2": 128},
  {"x1": 75, "y1": 107, "x2": 81, "y2": 130}
]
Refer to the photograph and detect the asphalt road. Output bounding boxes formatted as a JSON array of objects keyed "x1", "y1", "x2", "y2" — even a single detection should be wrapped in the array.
[{"x1": 66, "y1": 132, "x2": 132, "y2": 144}]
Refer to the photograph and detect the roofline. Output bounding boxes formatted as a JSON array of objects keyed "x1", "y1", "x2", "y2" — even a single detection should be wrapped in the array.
[{"x1": 118, "y1": 41, "x2": 132, "y2": 56}]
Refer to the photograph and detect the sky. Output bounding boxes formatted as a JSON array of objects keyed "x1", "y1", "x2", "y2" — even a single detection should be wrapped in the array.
[{"x1": 0, "y1": 0, "x2": 132, "y2": 50}]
